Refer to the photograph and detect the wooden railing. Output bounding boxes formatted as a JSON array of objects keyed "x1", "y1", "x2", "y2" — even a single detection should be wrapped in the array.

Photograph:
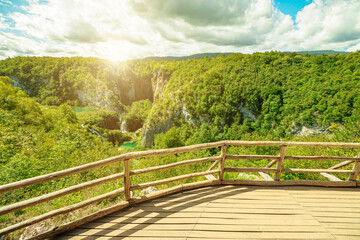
[{"x1": 1, "y1": 140, "x2": 360, "y2": 239}]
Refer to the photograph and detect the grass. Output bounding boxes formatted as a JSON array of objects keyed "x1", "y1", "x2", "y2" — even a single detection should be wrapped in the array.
[{"x1": 72, "y1": 107, "x2": 99, "y2": 114}]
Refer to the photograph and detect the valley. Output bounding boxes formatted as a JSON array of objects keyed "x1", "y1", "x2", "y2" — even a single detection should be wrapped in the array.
[{"x1": 1, "y1": 51, "x2": 360, "y2": 239}]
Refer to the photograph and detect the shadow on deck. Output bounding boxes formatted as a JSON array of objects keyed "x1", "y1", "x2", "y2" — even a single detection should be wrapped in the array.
[{"x1": 54, "y1": 185, "x2": 360, "y2": 240}]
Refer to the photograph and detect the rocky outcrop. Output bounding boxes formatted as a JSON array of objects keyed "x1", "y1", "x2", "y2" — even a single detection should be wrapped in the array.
[
  {"x1": 142, "y1": 118, "x2": 173, "y2": 148},
  {"x1": 290, "y1": 125, "x2": 331, "y2": 136},
  {"x1": 120, "y1": 77, "x2": 154, "y2": 105},
  {"x1": 235, "y1": 104, "x2": 257, "y2": 121},
  {"x1": 120, "y1": 119, "x2": 144, "y2": 132},
  {"x1": 75, "y1": 89, "x2": 119, "y2": 112}
]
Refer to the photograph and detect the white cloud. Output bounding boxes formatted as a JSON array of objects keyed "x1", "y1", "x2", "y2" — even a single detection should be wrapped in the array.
[
  {"x1": 1, "y1": 0, "x2": 360, "y2": 60},
  {"x1": 0, "y1": 13, "x2": 9, "y2": 29},
  {"x1": 0, "y1": 0, "x2": 12, "y2": 6},
  {"x1": 293, "y1": 0, "x2": 360, "y2": 50}
]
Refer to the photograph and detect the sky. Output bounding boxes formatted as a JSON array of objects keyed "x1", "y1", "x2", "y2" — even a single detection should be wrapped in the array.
[{"x1": 0, "y1": 0, "x2": 360, "y2": 61}]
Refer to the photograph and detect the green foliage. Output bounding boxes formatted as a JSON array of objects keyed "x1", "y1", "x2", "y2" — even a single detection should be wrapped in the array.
[
  {"x1": 0, "y1": 81, "x2": 120, "y2": 190},
  {"x1": 148, "y1": 51, "x2": 360, "y2": 146},
  {"x1": 122, "y1": 99, "x2": 152, "y2": 122},
  {"x1": 0, "y1": 57, "x2": 156, "y2": 109}
]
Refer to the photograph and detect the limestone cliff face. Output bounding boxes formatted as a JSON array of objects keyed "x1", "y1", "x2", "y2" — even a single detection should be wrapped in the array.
[
  {"x1": 141, "y1": 103, "x2": 196, "y2": 147},
  {"x1": 120, "y1": 119, "x2": 144, "y2": 132},
  {"x1": 75, "y1": 76, "x2": 121, "y2": 112},
  {"x1": 76, "y1": 71, "x2": 156, "y2": 112},
  {"x1": 142, "y1": 118, "x2": 173, "y2": 148},
  {"x1": 152, "y1": 70, "x2": 171, "y2": 101},
  {"x1": 120, "y1": 77, "x2": 154, "y2": 105},
  {"x1": 290, "y1": 125, "x2": 330, "y2": 136}
]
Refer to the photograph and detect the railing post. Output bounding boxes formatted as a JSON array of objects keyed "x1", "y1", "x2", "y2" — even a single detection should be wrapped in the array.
[
  {"x1": 275, "y1": 145, "x2": 287, "y2": 181},
  {"x1": 348, "y1": 153, "x2": 360, "y2": 181},
  {"x1": 124, "y1": 159, "x2": 131, "y2": 201},
  {"x1": 219, "y1": 144, "x2": 227, "y2": 181}
]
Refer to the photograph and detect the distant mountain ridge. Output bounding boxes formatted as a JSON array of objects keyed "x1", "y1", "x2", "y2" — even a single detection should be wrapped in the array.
[
  {"x1": 141, "y1": 50, "x2": 348, "y2": 61},
  {"x1": 141, "y1": 52, "x2": 235, "y2": 61},
  {"x1": 287, "y1": 50, "x2": 349, "y2": 56}
]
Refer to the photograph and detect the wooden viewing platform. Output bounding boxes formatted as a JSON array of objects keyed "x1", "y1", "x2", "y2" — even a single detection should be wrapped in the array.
[
  {"x1": 56, "y1": 185, "x2": 360, "y2": 240},
  {"x1": 1, "y1": 141, "x2": 360, "y2": 239}
]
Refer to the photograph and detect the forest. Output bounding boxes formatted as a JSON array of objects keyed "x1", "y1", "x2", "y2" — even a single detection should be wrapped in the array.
[{"x1": 1, "y1": 51, "x2": 360, "y2": 238}]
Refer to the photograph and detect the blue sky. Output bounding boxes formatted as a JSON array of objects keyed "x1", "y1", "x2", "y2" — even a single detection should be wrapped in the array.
[
  {"x1": 0, "y1": 0, "x2": 359, "y2": 61},
  {"x1": 275, "y1": 0, "x2": 310, "y2": 20}
]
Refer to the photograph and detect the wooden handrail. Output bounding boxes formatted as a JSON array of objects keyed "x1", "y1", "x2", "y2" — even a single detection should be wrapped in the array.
[
  {"x1": 0, "y1": 173, "x2": 124, "y2": 216},
  {"x1": 1, "y1": 140, "x2": 360, "y2": 239},
  {"x1": 2, "y1": 140, "x2": 360, "y2": 193}
]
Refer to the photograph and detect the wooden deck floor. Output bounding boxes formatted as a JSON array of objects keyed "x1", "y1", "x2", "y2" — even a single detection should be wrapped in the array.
[{"x1": 55, "y1": 185, "x2": 360, "y2": 240}]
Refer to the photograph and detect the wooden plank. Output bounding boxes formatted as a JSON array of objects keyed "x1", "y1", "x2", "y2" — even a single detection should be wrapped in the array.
[
  {"x1": 188, "y1": 231, "x2": 333, "y2": 239},
  {"x1": 131, "y1": 156, "x2": 220, "y2": 176},
  {"x1": 227, "y1": 168, "x2": 271, "y2": 175},
  {"x1": 0, "y1": 188, "x2": 124, "y2": 236},
  {"x1": 265, "y1": 159, "x2": 277, "y2": 168},
  {"x1": 222, "y1": 179, "x2": 357, "y2": 187},
  {"x1": 140, "y1": 202, "x2": 299, "y2": 209},
  {"x1": 224, "y1": 167, "x2": 277, "y2": 173},
  {"x1": 320, "y1": 173, "x2": 342, "y2": 181},
  {"x1": 285, "y1": 188, "x2": 360, "y2": 194},
  {"x1": 124, "y1": 159, "x2": 131, "y2": 201},
  {"x1": 129, "y1": 180, "x2": 220, "y2": 205},
  {"x1": 66, "y1": 228, "x2": 191, "y2": 237},
  {"x1": 314, "y1": 216, "x2": 360, "y2": 223},
  {"x1": 79, "y1": 222, "x2": 195, "y2": 230},
  {"x1": 275, "y1": 146, "x2": 287, "y2": 181},
  {"x1": 282, "y1": 168, "x2": 353, "y2": 173},
  {"x1": 348, "y1": 153, "x2": 360, "y2": 181},
  {"x1": 322, "y1": 222, "x2": 360, "y2": 229},
  {"x1": 299, "y1": 207, "x2": 360, "y2": 213},
  {"x1": 96, "y1": 216, "x2": 321, "y2": 226},
  {"x1": 196, "y1": 218, "x2": 322, "y2": 225},
  {"x1": 96, "y1": 216, "x2": 199, "y2": 224},
  {"x1": 124, "y1": 141, "x2": 222, "y2": 159},
  {"x1": 57, "y1": 237, "x2": 179, "y2": 240},
  {"x1": 198, "y1": 212, "x2": 314, "y2": 219},
  {"x1": 79, "y1": 223, "x2": 326, "y2": 233},
  {"x1": 205, "y1": 174, "x2": 217, "y2": 180},
  {"x1": 219, "y1": 145, "x2": 227, "y2": 180},
  {"x1": 27, "y1": 201, "x2": 130, "y2": 240},
  {"x1": 294, "y1": 198, "x2": 360, "y2": 204},
  {"x1": 223, "y1": 140, "x2": 360, "y2": 148},
  {"x1": 0, "y1": 172, "x2": 124, "y2": 216},
  {"x1": 226, "y1": 155, "x2": 280, "y2": 160},
  {"x1": 0, "y1": 155, "x2": 126, "y2": 194},
  {"x1": 301, "y1": 203, "x2": 360, "y2": 208},
  {"x1": 130, "y1": 170, "x2": 220, "y2": 191},
  {"x1": 329, "y1": 160, "x2": 355, "y2": 170},
  {"x1": 109, "y1": 211, "x2": 204, "y2": 218},
  {"x1": 205, "y1": 159, "x2": 220, "y2": 180},
  {"x1": 192, "y1": 224, "x2": 327, "y2": 232},
  {"x1": 311, "y1": 212, "x2": 360, "y2": 218},
  {"x1": 286, "y1": 156, "x2": 359, "y2": 161},
  {"x1": 207, "y1": 159, "x2": 220, "y2": 171},
  {"x1": 333, "y1": 235, "x2": 360, "y2": 240},
  {"x1": 116, "y1": 206, "x2": 306, "y2": 214},
  {"x1": 259, "y1": 172, "x2": 274, "y2": 181}
]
